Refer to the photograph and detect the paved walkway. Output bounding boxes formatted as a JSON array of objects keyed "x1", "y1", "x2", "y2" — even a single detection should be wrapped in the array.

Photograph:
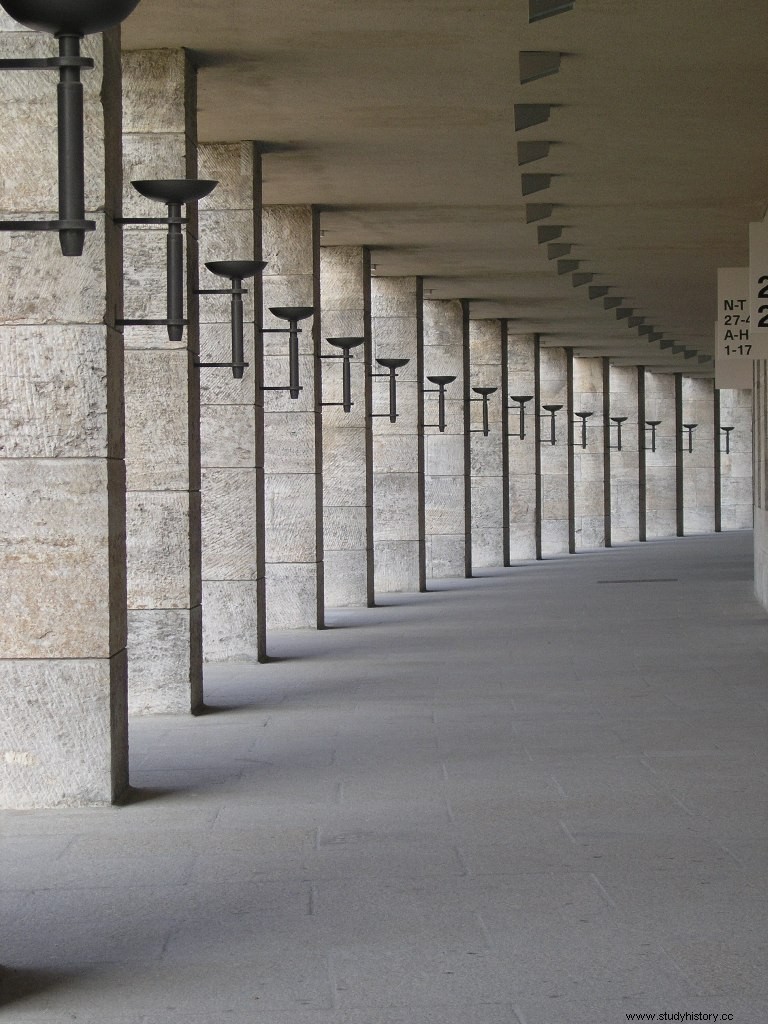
[{"x1": 1, "y1": 531, "x2": 767, "y2": 1023}]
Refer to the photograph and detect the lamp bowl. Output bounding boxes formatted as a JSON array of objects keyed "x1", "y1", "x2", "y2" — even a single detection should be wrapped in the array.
[
  {"x1": 472, "y1": 386, "x2": 498, "y2": 397},
  {"x1": 0, "y1": 0, "x2": 141, "y2": 35},
  {"x1": 132, "y1": 179, "x2": 218, "y2": 205},
  {"x1": 326, "y1": 337, "x2": 364, "y2": 352},
  {"x1": 206, "y1": 260, "x2": 266, "y2": 281},
  {"x1": 426, "y1": 374, "x2": 456, "y2": 386},
  {"x1": 542, "y1": 404, "x2": 563, "y2": 412},
  {"x1": 510, "y1": 394, "x2": 533, "y2": 404},
  {"x1": 376, "y1": 357, "x2": 410, "y2": 370},
  {"x1": 268, "y1": 306, "x2": 314, "y2": 322}
]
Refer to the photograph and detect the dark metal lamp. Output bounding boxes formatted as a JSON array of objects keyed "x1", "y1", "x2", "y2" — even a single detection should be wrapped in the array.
[
  {"x1": 322, "y1": 337, "x2": 364, "y2": 413},
  {"x1": 372, "y1": 357, "x2": 410, "y2": 423},
  {"x1": 262, "y1": 306, "x2": 314, "y2": 399},
  {"x1": 470, "y1": 386, "x2": 498, "y2": 437},
  {"x1": 681, "y1": 423, "x2": 697, "y2": 454},
  {"x1": 609, "y1": 415, "x2": 627, "y2": 452},
  {"x1": 424, "y1": 375, "x2": 456, "y2": 433},
  {"x1": 573, "y1": 410, "x2": 593, "y2": 449},
  {"x1": 0, "y1": 0, "x2": 141, "y2": 256},
  {"x1": 645, "y1": 420, "x2": 661, "y2": 452},
  {"x1": 117, "y1": 179, "x2": 218, "y2": 342},
  {"x1": 720, "y1": 426, "x2": 734, "y2": 455},
  {"x1": 195, "y1": 260, "x2": 265, "y2": 379},
  {"x1": 508, "y1": 395, "x2": 533, "y2": 439},
  {"x1": 541, "y1": 403, "x2": 563, "y2": 445}
]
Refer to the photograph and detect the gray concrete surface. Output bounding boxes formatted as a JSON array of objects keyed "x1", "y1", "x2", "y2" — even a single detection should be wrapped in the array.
[{"x1": 1, "y1": 531, "x2": 766, "y2": 1022}]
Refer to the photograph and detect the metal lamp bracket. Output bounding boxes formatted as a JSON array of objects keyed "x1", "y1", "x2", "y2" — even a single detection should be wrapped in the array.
[
  {"x1": 469, "y1": 386, "x2": 498, "y2": 437},
  {"x1": 423, "y1": 375, "x2": 456, "y2": 433},
  {"x1": 193, "y1": 260, "x2": 264, "y2": 379},
  {"x1": 260, "y1": 305, "x2": 313, "y2": 398},
  {"x1": 609, "y1": 416, "x2": 627, "y2": 452},
  {"x1": 540, "y1": 404, "x2": 563, "y2": 445},
  {"x1": 572, "y1": 411, "x2": 594, "y2": 449},
  {"x1": 720, "y1": 426, "x2": 734, "y2": 455},
  {"x1": 371, "y1": 357, "x2": 410, "y2": 423},
  {"x1": 680, "y1": 423, "x2": 697, "y2": 454},
  {"x1": 508, "y1": 395, "x2": 533, "y2": 439},
  {"x1": 320, "y1": 337, "x2": 364, "y2": 413},
  {"x1": 644, "y1": 420, "x2": 661, "y2": 452}
]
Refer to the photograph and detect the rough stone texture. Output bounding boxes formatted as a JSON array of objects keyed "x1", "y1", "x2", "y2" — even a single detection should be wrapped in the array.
[
  {"x1": 198, "y1": 142, "x2": 263, "y2": 662},
  {"x1": 0, "y1": 29, "x2": 127, "y2": 807},
  {"x1": 507, "y1": 334, "x2": 537, "y2": 560},
  {"x1": 609, "y1": 365, "x2": 640, "y2": 544},
  {"x1": 263, "y1": 206, "x2": 323, "y2": 628},
  {"x1": 681, "y1": 376, "x2": 715, "y2": 534},
  {"x1": 372, "y1": 277, "x2": 424, "y2": 593},
  {"x1": 540, "y1": 346, "x2": 569, "y2": 556},
  {"x1": 719, "y1": 388, "x2": 753, "y2": 530},
  {"x1": 644, "y1": 371, "x2": 678, "y2": 539},
  {"x1": 321, "y1": 246, "x2": 373, "y2": 608},
  {"x1": 469, "y1": 320, "x2": 504, "y2": 568},
  {"x1": 201, "y1": 581, "x2": 259, "y2": 663},
  {"x1": 122, "y1": 50, "x2": 203, "y2": 712},
  {"x1": 572, "y1": 357, "x2": 605, "y2": 550},
  {"x1": 423, "y1": 300, "x2": 467, "y2": 578}
]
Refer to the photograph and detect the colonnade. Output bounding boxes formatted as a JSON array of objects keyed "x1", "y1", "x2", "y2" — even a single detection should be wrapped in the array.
[{"x1": 0, "y1": 35, "x2": 756, "y2": 808}]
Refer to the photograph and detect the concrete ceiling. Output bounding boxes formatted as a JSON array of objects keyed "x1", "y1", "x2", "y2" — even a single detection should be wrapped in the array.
[{"x1": 121, "y1": 0, "x2": 768, "y2": 372}]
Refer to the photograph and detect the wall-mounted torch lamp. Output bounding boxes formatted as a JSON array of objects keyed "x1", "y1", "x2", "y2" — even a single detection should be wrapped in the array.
[
  {"x1": 508, "y1": 395, "x2": 533, "y2": 439},
  {"x1": 194, "y1": 260, "x2": 265, "y2": 379},
  {"x1": 0, "y1": 0, "x2": 141, "y2": 255},
  {"x1": 609, "y1": 415, "x2": 628, "y2": 452},
  {"x1": 573, "y1": 410, "x2": 593, "y2": 449},
  {"x1": 117, "y1": 178, "x2": 218, "y2": 341},
  {"x1": 645, "y1": 420, "x2": 661, "y2": 452},
  {"x1": 681, "y1": 423, "x2": 697, "y2": 453},
  {"x1": 261, "y1": 306, "x2": 314, "y2": 399},
  {"x1": 372, "y1": 357, "x2": 410, "y2": 423},
  {"x1": 720, "y1": 426, "x2": 734, "y2": 455},
  {"x1": 424, "y1": 375, "x2": 457, "y2": 433},
  {"x1": 470, "y1": 386, "x2": 498, "y2": 437},
  {"x1": 321, "y1": 337, "x2": 364, "y2": 412},
  {"x1": 541, "y1": 404, "x2": 563, "y2": 445}
]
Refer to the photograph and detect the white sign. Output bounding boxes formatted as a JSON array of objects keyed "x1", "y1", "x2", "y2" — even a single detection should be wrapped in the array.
[
  {"x1": 715, "y1": 267, "x2": 752, "y2": 389},
  {"x1": 749, "y1": 212, "x2": 768, "y2": 358}
]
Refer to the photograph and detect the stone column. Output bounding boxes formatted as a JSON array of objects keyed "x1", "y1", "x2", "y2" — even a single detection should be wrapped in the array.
[
  {"x1": 198, "y1": 143, "x2": 264, "y2": 661},
  {"x1": 423, "y1": 299, "x2": 469, "y2": 579},
  {"x1": 469, "y1": 319, "x2": 504, "y2": 568},
  {"x1": 320, "y1": 246, "x2": 373, "y2": 608},
  {"x1": 718, "y1": 387, "x2": 753, "y2": 530},
  {"x1": 681, "y1": 376, "x2": 715, "y2": 534},
  {"x1": 539, "y1": 346, "x2": 569, "y2": 555},
  {"x1": 754, "y1": 361, "x2": 768, "y2": 607},
  {"x1": 506, "y1": 333, "x2": 537, "y2": 560},
  {"x1": 371, "y1": 276, "x2": 425, "y2": 593},
  {"x1": 262, "y1": 206, "x2": 323, "y2": 629},
  {"x1": 122, "y1": 50, "x2": 202, "y2": 715},
  {"x1": 644, "y1": 370, "x2": 678, "y2": 539},
  {"x1": 608, "y1": 365, "x2": 641, "y2": 544},
  {"x1": 572, "y1": 356, "x2": 606, "y2": 550},
  {"x1": 0, "y1": 21, "x2": 127, "y2": 806}
]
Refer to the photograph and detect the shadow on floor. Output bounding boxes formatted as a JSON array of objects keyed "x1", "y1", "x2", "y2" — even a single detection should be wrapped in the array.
[{"x1": 0, "y1": 966, "x2": 73, "y2": 1008}]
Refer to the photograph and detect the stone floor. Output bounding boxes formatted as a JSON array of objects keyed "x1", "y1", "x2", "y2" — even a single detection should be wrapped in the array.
[{"x1": 1, "y1": 531, "x2": 766, "y2": 1023}]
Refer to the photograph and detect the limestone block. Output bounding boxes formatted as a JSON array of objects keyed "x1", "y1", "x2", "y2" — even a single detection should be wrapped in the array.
[
  {"x1": 470, "y1": 440, "x2": 502, "y2": 476},
  {"x1": 0, "y1": 222, "x2": 108, "y2": 325},
  {"x1": 264, "y1": 411, "x2": 318, "y2": 473},
  {"x1": 472, "y1": 527, "x2": 504, "y2": 569},
  {"x1": 541, "y1": 518, "x2": 569, "y2": 554},
  {"x1": 426, "y1": 433, "x2": 464, "y2": 476},
  {"x1": 423, "y1": 300, "x2": 463, "y2": 346},
  {"x1": 576, "y1": 452, "x2": 605, "y2": 481},
  {"x1": 371, "y1": 278, "x2": 418, "y2": 318},
  {"x1": 263, "y1": 355, "x2": 315, "y2": 412},
  {"x1": 0, "y1": 656, "x2": 123, "y2": 808},
  {"x1": 577, "y1": 517, "x2": 605, "y2": 550},
  {"x1": 122, "y1": 50, "x2": 188, "y2": 134},
  {"x1": 127, "y1": 608, "x2": 196, "y2": 715},
  {"x1": 425, "y1": 475, "x2": 465, "y2": 533},
  {"x1": 0, "y1": 325, "x2": 117, "y2": 458},
  {"x1": 122, "y1": 133, "x2": 187, "y2": 219},
  {"x1": 374, "y1": 473, "x2": 419, "y2": 540},
  {"x1": 126, "y1": 491, "x2": 192, "y2": 608},
  {"x1": 509, "y1": 528, "x2": 536, "y2": 561},
  {"x1": 575, "y1": 482, "x2": 604, "y2": 517},
  {"x1": 199, "y1": 324, "x2": 256, "y2": 404},
  {"x1": 265, "y1": 562, "x2": 320, "y2": 629},
  {"x1": 0, "y1": 34, "x2": 106, "y2": 213},
  {"x1": 265, "y1": 474, "x2": 320, "y2": 561},
  {"x1": 509, "y1": 475, "x2": 536, "y2": 518},
  {"x1": 323, "y1": 429, "x2": 368, "y2": 503},
  {"x1": 321, "y1": 309, "x2": 366, "y2": 339},
  {"x1": 202, "y1": 580, "x2": 259, "y2": 662},
  {"x1": 646, "y1": 508, "x2": 677, "y2": 539},
  {"x1": 201, "y1": 404, "x2": 256, "y2": 469},
  {"x1": 471, "y1": 477, "x2": 503, "y2": 528},
  {"x1": 374, "y1": 540, "x2": 421, "y2": 594},
  {"x1": 124, "y1": 349, "x2": 192, "y2": 490},
  {"x1": 724, "y1": 452, "x2": 752, "y2": 479},
  {"x1": 201, "y1": 468, "x2": 258, "y2": 580},
  {"x1": 427, "y1": 534, "x2": 465, "y2": 579},
  {"x1": 263, "y1": 208, "x2": 314, "y2": 276},
  {"x1": 469, "y1": 321, "x2": 502, "y2": 364},
  {"x1": 541, "y1": 480, "x2": 568, "y2": 519},
  {"x1": 263, "y1": 275, "x2": 315, "y2": 316},
  {"x1": 0, "y1": 12, "x2": 28, "y2": 30},
  {"x1": 508, "y1": 440, "x2": 536, "y2": 472},
  {"x1": 373, "y1": 433, "x2": 419, "y2": 473},
  {"x1": 722, "y1": 477, "x2": 753, "y2": 506},
  {"x1": 423, "y1": 343, "x2": 463, "y2": 377},
  {"x1": 324, "y1": 549, "x2": 369, "y2": 607},
  {"x1": 198, "y1": 144, "x2": 256, "y2": 211},
  {"x1": 371, "y1": 316, "x2": 417, "y2": 355},
  {"x1": 123, "y1": 227, "x2": 187, "y2": 327},
  {"x1": 685, "y1": 508, "x2": 715, "y2": 534},
  {"x1": 0, "y1": 459, "x2": 119, "y2": 659},
  {"x1": 324, "y1": 504, "x2": 369, "y2": 552},
  {"x1": 321, "y1": 247, "x2": 366, "y2": 307}
]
